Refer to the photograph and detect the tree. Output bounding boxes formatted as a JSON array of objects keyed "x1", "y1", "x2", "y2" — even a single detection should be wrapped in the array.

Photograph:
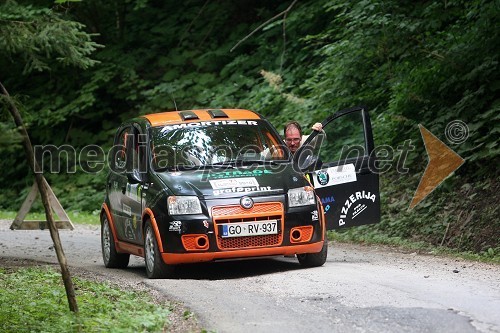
[{"x1": 0, "y1": 0, "x2": 101, "y2": 313}]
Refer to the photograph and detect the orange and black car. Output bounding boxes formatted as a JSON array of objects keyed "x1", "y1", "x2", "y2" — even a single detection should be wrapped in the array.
[{"x1": 101, "y1": 107, "x2": 380, "y2": 278}]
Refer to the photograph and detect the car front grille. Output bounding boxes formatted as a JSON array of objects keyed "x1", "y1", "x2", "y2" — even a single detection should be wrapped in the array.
[{"x1": 211, "y1": 202, "x2": 284, "y2": 250}]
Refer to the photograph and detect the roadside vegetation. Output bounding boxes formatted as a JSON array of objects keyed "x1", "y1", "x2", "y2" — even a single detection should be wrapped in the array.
[
  {"x1": 2, "y1": 1, "x2": 495, "y2": 331},
  {"x1": 0, "y1": 265, "x2": 170, "y2": 332},
  {"x1": 331, "y1": 175, "x2": 500, "y2": 264},
  {"x1": 0, "y1": 211, "x2": 100, "y2": 225},
  {"x1": 1, "y1": 1, "x2": 498, "y2": 260}
]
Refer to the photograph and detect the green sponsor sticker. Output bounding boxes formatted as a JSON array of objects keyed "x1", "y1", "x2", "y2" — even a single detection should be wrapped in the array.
[{"x1": 203, "y1": 169, "x2": 273, "y2": 179}]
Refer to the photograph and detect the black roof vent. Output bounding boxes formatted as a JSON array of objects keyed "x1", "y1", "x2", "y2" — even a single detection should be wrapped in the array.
[
  {"x1": 179, "y1": 111, "x2": 199, "y2": 121},
  {"x1": 208, "y1": 109, "x2": 228, "y2": 118}
]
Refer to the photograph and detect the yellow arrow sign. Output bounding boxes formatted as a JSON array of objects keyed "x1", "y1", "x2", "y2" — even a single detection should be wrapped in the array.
[{"x1": 409, "y1": 125, "x2": 465, "y2": 209}]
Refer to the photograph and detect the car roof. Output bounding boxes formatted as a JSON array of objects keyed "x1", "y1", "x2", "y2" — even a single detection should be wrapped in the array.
[{"x1": 142, "y1": 109, "x2": 262, "y2": 127}]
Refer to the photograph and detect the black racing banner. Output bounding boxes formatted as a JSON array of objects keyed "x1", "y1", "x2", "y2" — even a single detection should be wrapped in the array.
[{"x1": 309, "y1": 164, "x2": 380, "y2": 230}]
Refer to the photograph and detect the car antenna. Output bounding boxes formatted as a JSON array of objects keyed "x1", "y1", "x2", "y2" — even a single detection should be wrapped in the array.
[{"x1": 170, "y1": 93, "x2": 178, "y2": 111}]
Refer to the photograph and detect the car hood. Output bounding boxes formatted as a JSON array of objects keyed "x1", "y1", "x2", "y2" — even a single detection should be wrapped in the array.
[{"x1": 156, "y1": 164, "x2": 309, "y2": 199}]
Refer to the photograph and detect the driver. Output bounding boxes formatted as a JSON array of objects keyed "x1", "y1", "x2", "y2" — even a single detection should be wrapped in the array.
[{"x1": 284, "y1": 121, "x2": 323, "y2": 154}]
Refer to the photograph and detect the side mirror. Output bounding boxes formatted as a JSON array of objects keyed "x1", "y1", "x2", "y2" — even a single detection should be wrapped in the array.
[
  {"x1": 299, "y1": 155, "x2": 323, "y2": 172},
  {"x1": 127, "y1": 169, "x2": 143, "y2": 184},
  {"x1": 294, "y1": 145, "x2": 322, "y2": 172}
]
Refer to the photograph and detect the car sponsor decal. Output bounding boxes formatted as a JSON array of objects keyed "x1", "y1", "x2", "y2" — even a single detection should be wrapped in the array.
[
  {"x1": 169, "y1": 220, "x2": 182, "y2": 233},
  {"x1": 209, "y1": 177, "x2": 259, "y2": 189},
  {"x1": 203, "y1": 169, "x2": 273, "y2": 180},
  {"x1": 316, "y1": 170, "x2": 329, "y2": 186},
  {"x1": 124, "y1": 219, "x2": 134, "y2": 239},
  {"x1": 321, "y1": 196, "x2": 335, "y2": 205},
  {"x1": 161, "y1": 120, "x2": 258, "y2": 132},
  {"x1": 122, "y1": 204, "x2": 131, "y2": 216},
  {"x1": 213, "y1": 186, "x2": 273, "y2": 196},
  {"x1": 320, "y1": 196, "x2": 335, "y2": 214},
  {"x1": 338, "y1": 190, "x2": 377, "y2": 227},
  {"x1": 313, "y1": 164, "x2": 357, "y2": 188},
  {"x1": 311, "y1": 210, "x2": 319, "y2": 221}
]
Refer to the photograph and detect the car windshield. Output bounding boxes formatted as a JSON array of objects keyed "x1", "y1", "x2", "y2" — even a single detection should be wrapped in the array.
[{"x1": 150, "y1": 119, "x2": 290, "y2": 171}]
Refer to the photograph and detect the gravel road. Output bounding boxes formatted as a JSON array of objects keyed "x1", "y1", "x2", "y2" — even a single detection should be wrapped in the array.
[{"x1": 1, "y1": 220, "x2": 499, "y2": 333}]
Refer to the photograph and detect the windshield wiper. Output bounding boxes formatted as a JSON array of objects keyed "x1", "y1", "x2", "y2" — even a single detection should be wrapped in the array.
[
  {"x1": 154, "y1": 164, "x2": 204, "y2": 172},
  {"x1": 197, "y1": 158, "x2": 288, "y2": 170},
  {"x1": 235, "y1": 159, "x2": 287, "y2": 166},
  {"x1": 204, "y1": 161, "x2": 236, "y2": 169}
]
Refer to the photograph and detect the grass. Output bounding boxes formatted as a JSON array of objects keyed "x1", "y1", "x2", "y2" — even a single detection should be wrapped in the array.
[
  {"x1": 0, "y1": 265, "x2": 170, "y2": 333},
  {"x1": 0, "y1": 210, "x2": 100, "y2": 225},
  {"x1": 328, "y1": 229, "x2": 500, "y2": 265}
]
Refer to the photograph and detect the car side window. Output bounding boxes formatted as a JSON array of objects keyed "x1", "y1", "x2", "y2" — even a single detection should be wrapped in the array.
[
  {"x1": 115, "y1": 127, "x2": 132, "y2": 172},
  {"x1": 318, "y1": 111, "x2": 367, "y2": 164},
  {"x1": 126, "y1": 126, "x2": 147, "y2": 173}
]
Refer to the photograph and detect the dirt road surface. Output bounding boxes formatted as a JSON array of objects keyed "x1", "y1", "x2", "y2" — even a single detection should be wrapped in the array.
[{"x1": 1, "y1": 220, "x2": 499, "y2": 333}]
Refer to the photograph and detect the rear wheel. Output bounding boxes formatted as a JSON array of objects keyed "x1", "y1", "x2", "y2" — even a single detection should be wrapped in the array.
[
  {"x1": 144, "y1": 220, "x2": 175, "y2": 279},
  {"x1": 297, "y1": 238, "x2": 328, "y2": 268},
  {"x1": 101, "y1": 215, "x2": 130, "y2": 268}
]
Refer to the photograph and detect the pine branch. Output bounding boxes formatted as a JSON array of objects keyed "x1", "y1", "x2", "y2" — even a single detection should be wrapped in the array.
[{"x1": 0, "y1": 2, "x2": 102, "y2": 74}]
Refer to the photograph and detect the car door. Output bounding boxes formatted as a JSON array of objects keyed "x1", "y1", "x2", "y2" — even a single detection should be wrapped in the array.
[
  {"x1": 121, "y1": 124, "x2": 146, "y2": 245},
  {"x1": 108, "y1": 125, "x2": 133, "y2": 241},
  {"x1": 296, "y1": 106, "x2": 380, "y2": 230}
]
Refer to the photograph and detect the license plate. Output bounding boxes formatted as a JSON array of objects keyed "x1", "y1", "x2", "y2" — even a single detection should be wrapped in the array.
[{"x1": 220, "y1": 220, "x2": 278, "y2": 238}]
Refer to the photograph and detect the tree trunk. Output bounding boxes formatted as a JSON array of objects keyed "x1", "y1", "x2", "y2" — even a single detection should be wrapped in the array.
[{"x1": 0, "y1": 81, "x2": 79, "y2": 313}]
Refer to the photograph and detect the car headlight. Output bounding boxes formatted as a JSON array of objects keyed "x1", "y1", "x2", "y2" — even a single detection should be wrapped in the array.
[
  {"x1": 168, "y1": 196, "x2": 202, "y2": 215},
  {"x1": 288, "y1": 186, "x2": 316, "y2": 207}
]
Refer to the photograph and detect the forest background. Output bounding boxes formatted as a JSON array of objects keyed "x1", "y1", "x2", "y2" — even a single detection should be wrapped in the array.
[{"x1": 1, "y1": 0, "x2": 498, "y2": 258}]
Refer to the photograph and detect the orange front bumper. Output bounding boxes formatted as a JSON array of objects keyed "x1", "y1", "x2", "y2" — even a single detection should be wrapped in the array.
[{"x1": 161, "y1": 240, "x2": 324, "y2": 265}]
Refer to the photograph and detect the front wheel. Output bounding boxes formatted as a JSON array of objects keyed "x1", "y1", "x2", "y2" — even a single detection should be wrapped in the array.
[
  {"x1": 144, "y1": 220, "x2": 175, "y2": 279},
  {"x1": 101, "y1": 215, "x2": 130, "y2": 268},
  {"x1": 297, "y1": 238, "x2": 328, "y2": 268}
]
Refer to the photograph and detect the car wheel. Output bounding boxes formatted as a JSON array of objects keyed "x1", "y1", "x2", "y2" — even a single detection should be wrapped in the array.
[
  {"x1": 101, "y1": 215, "x2": 130, "y2": 268},
  {"x1": 144, "y1": 220, "x2": 175, "y2": 279},
  {"x1": 297, "y1": 237, "x2": 328, "y2": 268}
]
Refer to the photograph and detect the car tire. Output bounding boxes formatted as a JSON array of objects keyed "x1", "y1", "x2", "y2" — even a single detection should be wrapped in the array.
[
  {"x1": 101, "y1": 215, "x2": 130, "y2": 268},
  {"x1": 297, "y1": 237, "x2": 328, "y2": 268},
  {"x1": 144, "y1": 220, "x2": 175, "y2": 279}
]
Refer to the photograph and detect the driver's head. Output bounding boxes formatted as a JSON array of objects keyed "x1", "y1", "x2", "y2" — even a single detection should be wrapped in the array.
[{"x1": 284, "y1": 121, "x2": 302, "y2": 154}]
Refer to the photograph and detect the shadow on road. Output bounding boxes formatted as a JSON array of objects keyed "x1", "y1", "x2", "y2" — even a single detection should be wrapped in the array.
[{"x1": 125, "y1": 256, "x2": 304, "y2": 280}]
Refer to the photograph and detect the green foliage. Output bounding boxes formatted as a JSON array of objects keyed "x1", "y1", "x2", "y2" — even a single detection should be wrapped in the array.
[
  {"x1": 0, "y1": 1, "x2": 102, "y2": 73},
  {"x1": 331, "y1": 173, "x2": 500, "y2": 258},
  {"x1": 0, "y1": 0, "x2": 498, "y2": 255},
  {"x1": 0, "y1": 210, "x2": 100, "y2": 225},
  {"x1": 0, "y1": 266, "x2": 170, "y2": 332}
]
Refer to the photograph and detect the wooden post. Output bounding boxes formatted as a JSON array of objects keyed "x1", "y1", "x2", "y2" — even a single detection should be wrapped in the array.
[
  {"x1": 1, "y1": 81, "x2": 79, "y2": 313},
  {"x1": 10, "y1": 179, "x2": 75, "y2": 230}
]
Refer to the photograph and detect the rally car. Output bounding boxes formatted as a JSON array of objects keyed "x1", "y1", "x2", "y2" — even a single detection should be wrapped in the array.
[{"x1": 101, "y1": 108, "x2": 380, "y2": 278}]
